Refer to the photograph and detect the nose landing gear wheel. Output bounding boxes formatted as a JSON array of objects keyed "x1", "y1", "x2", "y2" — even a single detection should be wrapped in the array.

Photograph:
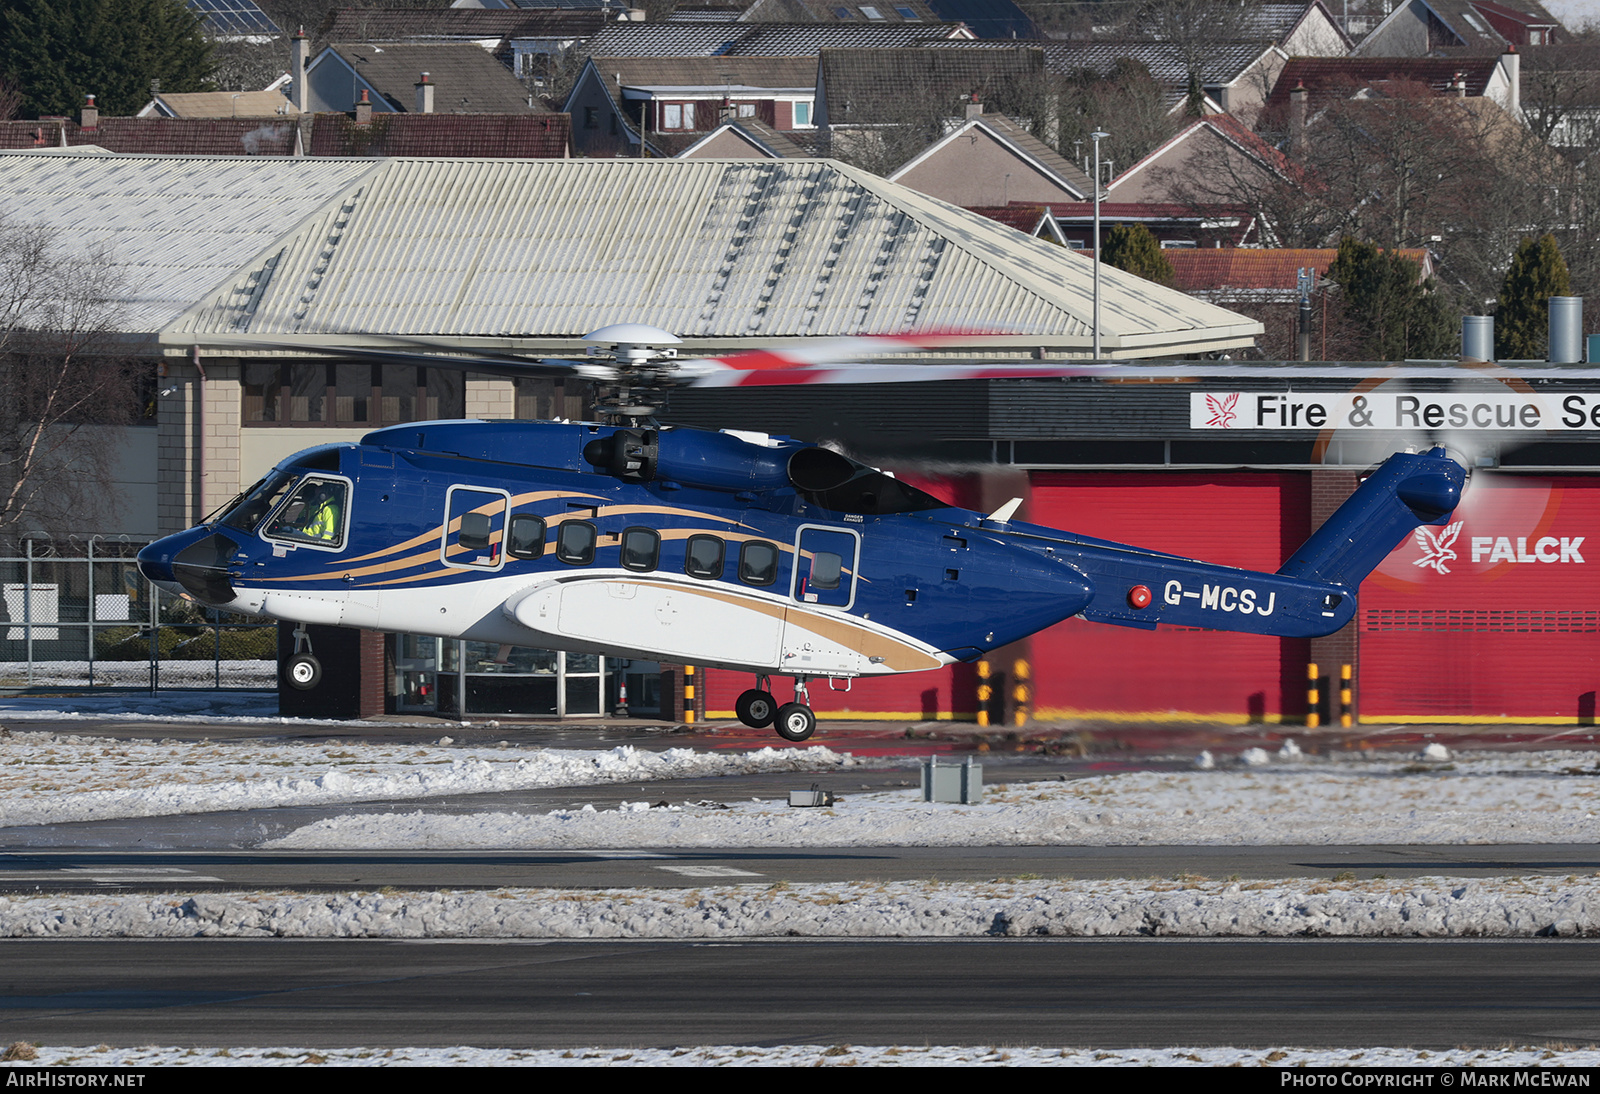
[
  {"x1": 735, "y1": 689, "x2": 777, "y2": 728},
  {"x1": 286, "y1": 654, "x2": 322, "y2": 690},
  {"x1": 773, "y1": 702, "x2": 816, "y2": 743}
]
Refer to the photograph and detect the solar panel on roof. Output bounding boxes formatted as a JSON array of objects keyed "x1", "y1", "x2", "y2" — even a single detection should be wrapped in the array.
[{"x1": 186, "y1": 0, "x2": 283, "y2": 37}]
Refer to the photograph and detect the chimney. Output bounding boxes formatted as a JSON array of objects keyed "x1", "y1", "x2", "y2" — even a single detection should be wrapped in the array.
[
  {"x1": 291, "y1": 27, "x2": 310, "y2": 113},
  {"x1": 1501, "y1": 45, "x2": 1520, "y2": 116},
  {"x1": 416, "y1": 71, "x2": 434, "y2": 114},
  {"x1": 965, "y1": 91, "x2": 983, "y2": 120},
  {"x1": 354, "y1": 88, "x2": 372, "y2": 126},
  {"x1": 1289, "y1": 82, "x2": 1307, "y2": 162},
  {"x1": 80, "y1": 94, "x2": 97, "y2": 130},
  {"x1": 1454, "y1": 70, "x2": 1467, "y2": 97},
  {"x1": 719, "y1": 94, "x2": 735, "y2": 124}
]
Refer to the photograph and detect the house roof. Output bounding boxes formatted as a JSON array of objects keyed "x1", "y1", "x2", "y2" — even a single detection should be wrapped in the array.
[
  {"x1": 594, "y1": 55, "x2": 819, "y2": 91},
  {"x1": 1038, "y1": 39, "x2": 1279, "y2": 87},
  {"x1": 143, "y1": 91, "x2": 299, "y2": 118},
  {"x1": 578, "y1": 20, "x2": 967, "y2": 56},
  {"x1": 965, "y1": 203, "x2": 1064, "y2": 241},
  {"x1": 0, "y1": 117, "x2": 302, "y2": 156},
  {"x1": 0, "y1": 154, "x2": 1265, "y2": 356},
  {"x1": 308, "y1": 113, "x2": 570, "y2": 157},
  {"x1": 818, "y1": 47, "x2": 1043, "y2": 124},
  {"x1": 890, "y1": 113, "x2": 1092, "y2": 197},
  {"x1": 319, "y1": 43, "x2": 545, "y2": 113},
  {"x1": 1106, "y1": 114, "x2": 1293, "y2": 199},
  {"x1": 1264, "y1": 56, "x2": 1504, "y2": 110},
  {"x1": 678, "y1": 118, "x2": 819, "y2": 157},
  {"x1": 324, "y1": 8, "x2": 607, "y2": 41},
  {"x1": 1356, "y1": 0, "x2": 1564, "y2": 53},
  {"x1": 922, "y1": 0, "x2": 1039, "y2": 39},
  {"x1": 667, "y1": 5, "x2": 746, "y2": 21},
  {"x1": 741, "y1": 0, "x2": 941, "y2": 22},
  {"x1": 1167, "y1": 247, "x2": 1435, "y2": 293}
]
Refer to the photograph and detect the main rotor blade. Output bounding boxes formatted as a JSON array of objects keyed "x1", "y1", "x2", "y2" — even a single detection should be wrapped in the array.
[
  {"x1": 678, "y1": 360, "x2": 1125, "y2": 387},
  {"x1": 198, "y1": 340, "x2": 600, "y2": 382}
]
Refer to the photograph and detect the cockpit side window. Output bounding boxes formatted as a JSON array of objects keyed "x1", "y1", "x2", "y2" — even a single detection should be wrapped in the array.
[
  {"x1": 263, "y1": 477, "x2": 350, "y2": 549},
  {"x1": 219, "y1": 471, "x2": 296, "y2": 534}
]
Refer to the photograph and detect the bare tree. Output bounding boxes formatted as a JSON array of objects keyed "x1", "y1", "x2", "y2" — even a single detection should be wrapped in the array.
[{"x1": 0, "y1": 214, "x2": 147, "y2": 544}]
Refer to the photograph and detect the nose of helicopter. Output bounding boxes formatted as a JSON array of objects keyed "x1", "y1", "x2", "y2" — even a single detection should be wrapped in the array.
[{"x1": 138, "y1": 529, "x2": 240, "y2": 605}]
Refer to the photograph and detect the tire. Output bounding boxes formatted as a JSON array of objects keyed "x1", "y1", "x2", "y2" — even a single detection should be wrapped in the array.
[
  {"x1": 773, "y1": 702, "x2": 816, "y2": 743},
  {"x1": 286, "y1": 653, "x2": 322, "y2": 690},
  {"x1": 735, "y1": 688, "x2": 777, "y2": 728}
]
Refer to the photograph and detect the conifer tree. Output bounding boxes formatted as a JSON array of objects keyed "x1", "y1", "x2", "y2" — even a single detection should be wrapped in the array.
[
  {"x1": 1326, "y1": 236, "x2": 1456, "y2": 360},
  {"x1": 1099, "y1": 224, "x2": 1175, "y2": 287},
  {"x1": 1496, "y1": 234, "x2": 1572, "y2": 360},
  {"x1": 0, "y1": 0, "x2": 213, "y2": 118}
]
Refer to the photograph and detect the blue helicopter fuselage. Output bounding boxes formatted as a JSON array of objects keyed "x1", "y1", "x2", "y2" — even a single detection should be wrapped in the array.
[{"x1": 137, "y1": 420, "x2": 1465, "y2": 678}]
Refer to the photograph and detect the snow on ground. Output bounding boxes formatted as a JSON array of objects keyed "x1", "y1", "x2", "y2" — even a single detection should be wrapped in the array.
[
  {"x1": 0, "y1": 731, "x2": 854, "y2": 827},
  {"x1": 265, "y1": 754, "x2": 1600, "y2": 848},
  {"x1": 4, "y1": 1043, "x2": 1599, "y2": 1067},
  {"x1": 4, "y1": 874, "x2": 1600, "y2": 939},
  {"x1": 6, "y1": 696, "x2": 1600, "y2": 1064}
]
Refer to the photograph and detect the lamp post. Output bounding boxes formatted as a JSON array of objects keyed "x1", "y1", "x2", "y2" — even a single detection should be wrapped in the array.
[{"x1": 1090, "y1": 129, "x2": 1109, "y2": 361}]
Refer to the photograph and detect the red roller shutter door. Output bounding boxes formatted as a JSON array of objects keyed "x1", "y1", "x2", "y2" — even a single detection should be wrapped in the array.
[
  {"x1": 1359, "y1": 474, "x2": 1600, "y2": 722},
  {"x1": 1028, "y1": 472, "x2": 1311, "y2": 722}
]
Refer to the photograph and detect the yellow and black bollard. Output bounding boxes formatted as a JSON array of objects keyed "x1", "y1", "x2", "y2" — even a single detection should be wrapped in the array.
[
  {"x1": 976, "y1": 660, "x2": 991, "y2": 728},
  {"x1": 683, "y1": 664, "x2": 696, "y2": 724},
  {"x1": 1306, "y1": 662, "x2": 1320, "y2": 729},
  {"x1": 1012, "y1": 658, "x2": 1031, "y2": 727},
  {"x1": 1340, "y1": 663, "x2": 1353, "y2": 728}
]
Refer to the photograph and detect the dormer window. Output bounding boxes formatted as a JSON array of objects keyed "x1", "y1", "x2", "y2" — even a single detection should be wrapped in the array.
[{"x1": 861, "y1": 5, "x2": 883, "y2": 17}]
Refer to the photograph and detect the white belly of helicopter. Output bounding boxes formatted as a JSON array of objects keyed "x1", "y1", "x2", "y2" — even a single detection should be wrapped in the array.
[{"x1": 236, "y1": 571, "x2": 947, "y2": 678}]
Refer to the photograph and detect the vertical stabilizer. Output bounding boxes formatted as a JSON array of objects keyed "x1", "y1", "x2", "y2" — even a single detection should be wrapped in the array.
[{"x1": 1277, "y1": 448, "x2": 1465, "y2": 590}]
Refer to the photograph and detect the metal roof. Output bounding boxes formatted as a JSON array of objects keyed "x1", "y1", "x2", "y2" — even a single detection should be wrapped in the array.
[
  {"x1": 0, "y1": 152, "x2": 1260, "y2": 358},
  {"x1": 165, "y1": 157, "x2": 1258, "y2": 357},
  {"x1": 0, "y1": 154, "x2": 379, "y2": 330}
]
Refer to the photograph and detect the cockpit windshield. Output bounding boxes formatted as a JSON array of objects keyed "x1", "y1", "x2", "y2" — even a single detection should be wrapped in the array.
[{"x1": 217, "y1": 471, "x2": 296, "y2": 534}]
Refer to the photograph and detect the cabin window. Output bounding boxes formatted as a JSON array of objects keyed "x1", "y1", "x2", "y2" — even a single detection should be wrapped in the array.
[
  {"x1": 263, "y1": 478, "x2": 349, "y2": 550},
  {"x1": 507, "y1": 514, "x2": 546, "y2": 559},
  {"x1": 443, "y1": 487, "x2": 508, "y2": 569},
  {"x1": 621, "y1": 527, "x2": 660, "y2": 572},
  {"x1": 809, "y1": 551, "x2": 843, "y2": 590},
  {"x1": 739, "y1": 540, "x2": 779, "y2": 586},
  {"x1": 557, "y1": 521, "x2": 597, "y2": 565},
  {"x1": 685, "y1": 534, "x2": 724, "y2": 579}
]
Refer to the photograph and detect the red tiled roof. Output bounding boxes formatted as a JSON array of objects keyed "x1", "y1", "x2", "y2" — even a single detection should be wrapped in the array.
[
  {"x1": 966, "y1": 204, "x2": 1049, "y2": 232},
  {"x1": 0, "y1": 114, "x2": 572, "y2": 158},
  {"x1": 308, "y1": 113, "x2": 570, "y2": 157},
  {"x1": 0, "y1": 118, "x2": 299, "y2": 154},
  {"x1": 1167, "y1": 247, "x2": 1431, "y2": 291},
  {"x1": 1037, "y1": 201, "x2": 1251, "y2": 220},
  {"x1": 1266, "y1": 57, "x2": 1501, "y2": 112}
]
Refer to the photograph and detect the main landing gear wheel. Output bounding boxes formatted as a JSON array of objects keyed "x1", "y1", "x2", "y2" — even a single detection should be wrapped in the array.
[
  {"x1": 735, "y1": 689, "x2": 777, "y2": 728},
  {"x1": 286, "y1": 653, "x2": 322, "y2": 690},
  {"x1": 773, "y1": 702, "x2": 817, "y2": 743}
]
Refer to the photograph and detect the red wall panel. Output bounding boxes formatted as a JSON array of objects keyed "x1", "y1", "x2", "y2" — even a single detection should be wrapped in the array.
[
  {"x1": 1360, "y1": 475, "x2": 1600, "y2": 722},
  {"x1": 1027, "y1": 471, "x2": 1312, "y2": 722}
]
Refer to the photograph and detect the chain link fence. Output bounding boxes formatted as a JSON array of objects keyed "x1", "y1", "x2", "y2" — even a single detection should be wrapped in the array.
[{"x1": 0, "y1": 539, "x2": 276, "y2": 691}]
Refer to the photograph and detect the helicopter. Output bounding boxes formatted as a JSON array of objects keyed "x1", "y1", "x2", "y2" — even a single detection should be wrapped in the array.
[{"x1": 137, "y1": 325, "x2": 1467, "y2": 742}]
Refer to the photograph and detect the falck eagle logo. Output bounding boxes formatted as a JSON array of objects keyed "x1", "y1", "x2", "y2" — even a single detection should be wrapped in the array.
[
  {"x1": 1413, "y1": 521, "x2": 1464, "y2": 574},
  {"x1": 1206, "y1": 392, "x2": 1239, "y2": 428}
]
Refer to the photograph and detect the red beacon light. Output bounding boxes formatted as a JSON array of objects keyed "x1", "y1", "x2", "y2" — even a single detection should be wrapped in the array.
[{"x1": 1127, "y1": 585, "x2": 1152, "y2": 609}]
